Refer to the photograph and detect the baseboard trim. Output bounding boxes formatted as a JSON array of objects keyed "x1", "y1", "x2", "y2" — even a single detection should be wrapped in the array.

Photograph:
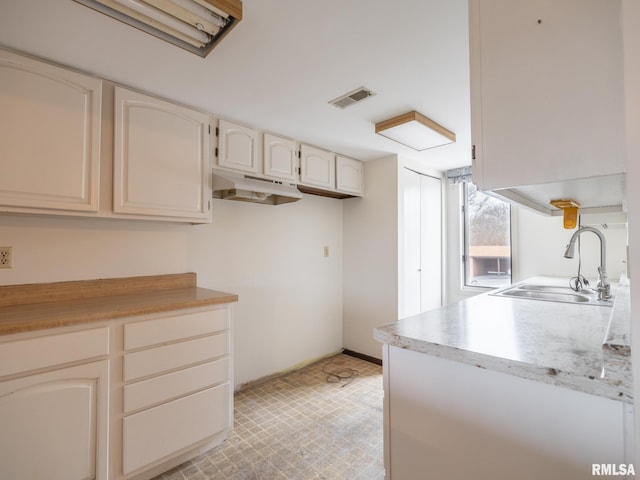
[{"x1": 342, "y1": 349, "x2": 383, "y2": 366}]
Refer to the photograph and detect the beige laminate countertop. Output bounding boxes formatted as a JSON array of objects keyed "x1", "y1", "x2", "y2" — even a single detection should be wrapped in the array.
[{"x1": 0, "y1": 273, "x2": 238, "y2": 336}]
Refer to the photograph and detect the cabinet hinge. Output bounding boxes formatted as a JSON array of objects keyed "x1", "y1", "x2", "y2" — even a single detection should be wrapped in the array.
[
  {"x1": 208, "y1": 200, "x2": 211, "y2": 211},
  {"x1": 298, "y1": 150, "x2": 301, "y2": 159},
  {"x1": 215, "y1": 127, "x2": 219, "y2": 137},
  {"x1": 472, "y1": 144, "x2": 476, "y2": 161},
  {"x1": 215, "y1": 147, "x2": 219, "y2": 157},
  {"x1": 208, "y1": 124, "x2": 211, "y2": 134},
  {"x1": 462, "y1": 254, "x2": 467, "y2": 264}
]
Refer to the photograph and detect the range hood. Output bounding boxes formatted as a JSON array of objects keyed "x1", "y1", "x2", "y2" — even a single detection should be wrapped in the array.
[{"x1": 212, "y1": 171, "x2": 302, "y2": 205}]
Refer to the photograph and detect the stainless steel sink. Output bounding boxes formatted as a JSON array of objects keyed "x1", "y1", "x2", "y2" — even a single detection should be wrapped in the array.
[{"x1": 490, "y1": 283, "x2": 613, "y2": 306}]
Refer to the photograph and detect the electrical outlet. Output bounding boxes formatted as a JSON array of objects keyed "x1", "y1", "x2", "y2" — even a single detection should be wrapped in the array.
[{"x1": 0, "y1": 247, "x2": 12, "y2": 269}]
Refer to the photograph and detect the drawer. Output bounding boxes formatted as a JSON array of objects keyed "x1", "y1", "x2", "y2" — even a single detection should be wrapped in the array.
[
  {"x1": 122, "y1": 383, "x2": 231, "y2": 474},
  {"x1": 0, "y1": 327, "x2": 109, "y2": 377},
  {"x1": 124, "y1": 308, "x2": 230, "y2": 351},
  {"x1": 124, "y1": 358, "x2": 230, "y2": 413},
  {"x1": 124, "y1": 333, "x2": 229, "y2": 382}
]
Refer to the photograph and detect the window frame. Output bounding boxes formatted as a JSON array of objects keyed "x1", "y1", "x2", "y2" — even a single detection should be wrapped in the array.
[{"x1": 461, "y1": 182, "x2": 514, "y2": 290}]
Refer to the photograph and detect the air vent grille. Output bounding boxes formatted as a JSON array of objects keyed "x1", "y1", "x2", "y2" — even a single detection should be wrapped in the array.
[{"x1": 329, "y1": 87, "x2": 376, "y2": 109}]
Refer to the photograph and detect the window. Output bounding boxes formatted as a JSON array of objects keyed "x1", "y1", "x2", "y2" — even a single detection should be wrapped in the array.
[{"x1": 463, "y1": 182, "x2": 512, "y2": 288}]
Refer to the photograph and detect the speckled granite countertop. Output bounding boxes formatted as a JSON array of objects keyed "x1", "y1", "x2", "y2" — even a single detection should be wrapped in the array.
[
  {"x1": 374, "y1": 276, "x2": 631, "y2": 403},
  {"x1": 0, "y1": 273, "x2": 238, "y2": 336}
]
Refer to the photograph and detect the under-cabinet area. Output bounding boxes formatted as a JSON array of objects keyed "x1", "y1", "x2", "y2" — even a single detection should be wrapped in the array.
[{"x1": 0, "y1": 273, "x2": 237, "y2": 480}]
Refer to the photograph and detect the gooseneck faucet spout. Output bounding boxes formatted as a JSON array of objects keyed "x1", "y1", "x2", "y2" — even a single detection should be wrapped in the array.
[{"x1": 563, "y1": 226, "x2": 611, "y2": 301}]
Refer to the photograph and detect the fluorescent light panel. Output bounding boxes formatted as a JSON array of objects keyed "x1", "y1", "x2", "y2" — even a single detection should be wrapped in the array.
[
  {"x1": 375, "y1": 111, "x2": 455, "y2": 151},
  {"x1": 74, "y1": 0, "x2": 242, "y2": 57}
]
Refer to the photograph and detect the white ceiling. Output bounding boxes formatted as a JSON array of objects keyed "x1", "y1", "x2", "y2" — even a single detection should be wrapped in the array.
[{"x1": 0, "y1": 0, "x2": 471, "y2": 172}]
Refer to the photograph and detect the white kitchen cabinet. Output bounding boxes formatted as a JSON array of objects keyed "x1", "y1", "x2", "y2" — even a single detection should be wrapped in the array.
[
  {"x1": 0, "y1": 48, "x2": 102, "y2": 213},
  {"x1": 121, "y1": 307, "x2": 233, "y2": 477},
  {"x1": 299, "y1": 144, "x2": 336, "y2": 190},
  {"x1": 383, "y1": 345, "x2": 628, "y2": 480},
  {"x1": 469, "y1": 0, "x2": 625, "y2": 191},
  {"x1": 263, "y1": 133, "x2": 298, "y2": 182},
  {"x1": 216, "y1": 119, "x2": 261, "y2": 174},
  {"x1": 335, "y1": 155, "x2": 364, "y2": 196},
  {"x1": 113, "y1": 86, "x2": 211, "y2": 223},
  {"x1": 0, "y1": 327, "x2": 110, "y2": 480}
]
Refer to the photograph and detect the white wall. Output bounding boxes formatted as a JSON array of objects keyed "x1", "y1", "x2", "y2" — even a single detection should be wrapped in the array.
[
  {"x1": 0, "y1": 194, "x2": 344, "y2": 388},
  {"x1": 343, "y1": 155, "x2": 443, "y2": 360},
  {"x1": 187, "y1": 195, "x2": 344, "y2": 387},
  {"x1": 444, "y1": 182, "x2": 628, "y2": 303},
  {"x1": 0, "y1": 215, "x2": 190, "y2": 284},
  {"x1": 516, "y1": 208, "x2": 627, "y2": 284},
  {"x1": 343, "y1": 156, "x2": 398, "y2": 360}
]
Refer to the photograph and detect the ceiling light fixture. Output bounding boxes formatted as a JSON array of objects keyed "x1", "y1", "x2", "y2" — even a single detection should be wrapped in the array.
[
  {"x1": 74, "y1": 0, "x2": 242, "y2": 57},
  {"x1": 375, "y1": 110, "x2": 456, "y2": 151}
]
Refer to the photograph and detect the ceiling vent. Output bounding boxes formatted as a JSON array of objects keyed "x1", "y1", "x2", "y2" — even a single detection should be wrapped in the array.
[{"x1": 329, "y1": 87, "x2": 376, "y2": 109}]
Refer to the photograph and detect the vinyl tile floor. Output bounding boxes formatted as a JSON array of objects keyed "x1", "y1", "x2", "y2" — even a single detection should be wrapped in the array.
[{"x1": 154, "y1": 353, "x2": 384, "y2": 480}]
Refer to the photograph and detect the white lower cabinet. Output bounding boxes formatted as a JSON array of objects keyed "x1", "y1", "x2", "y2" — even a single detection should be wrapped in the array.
[
  {"x1": 0, "y1": 305, "x2": 234, "y2": 480},
  {"x1": 383, "y1": 345, "x2": 628, "y2": 480},
  {"x1": 0, "y1": 328, "x2": 110, "y2": 480},
  {"x1": 123, "y1": 383, "x2": 230, "y2": 474},
  {"x1": 120, "y1": 306, "x2": 233, "y2": 478}
]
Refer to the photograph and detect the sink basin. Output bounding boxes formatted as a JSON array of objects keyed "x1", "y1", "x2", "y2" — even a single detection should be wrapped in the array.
[{"x1": 490, "y1": 283, "x2": 613, "y2": 306}]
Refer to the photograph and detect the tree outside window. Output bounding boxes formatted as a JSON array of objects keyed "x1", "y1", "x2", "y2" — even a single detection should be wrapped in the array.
[{"x1": 464, "y1": 183, "x2": 512, "y2": 287}]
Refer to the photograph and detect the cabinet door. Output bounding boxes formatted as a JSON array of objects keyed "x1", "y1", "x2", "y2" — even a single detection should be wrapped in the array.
[
  {"x1": 123, "y1": 383, "x2": 231, "y2": 474},
  {"x1": 299, "y1": 144, "x2": 335, "y2": 190},
  {"x1": 217, "y1": 119, "x2": 260, "y2": 174},
  {"x1": 263, "y1": 133, "x2": 298, "y2": 182},
  {"x1": 336, "y1": 155, "x2": 364, "y2": 196},
  {"x1": 470, "y1": 0, "x2": 625, "y2": 190},
  {"x1": 113, "y1": 87, "x2": 211, "y2": 222},
  {"x1": 0, "y1": 48, "x2": 101, "y2": 213},
  {"x1": 0, "y1": 360, "x2": 109, "y2": 480}
]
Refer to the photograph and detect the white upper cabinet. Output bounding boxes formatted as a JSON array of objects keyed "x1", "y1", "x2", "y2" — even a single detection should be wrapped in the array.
[
  {"x1": 336, "y1": 155, "x2": 364, "y2": 196},
  {"x1": 299, "y1": 144, "x2": 336, "y2": 190},
  {"x1": 113, "y1": 87, "x2": 211, "y2": 223},
  {"x1": 216, "y1": 119, "x2": 260, "y2": 174},
  {"x1": 263, "y1": 133, "x2": 298, "y2": 182},
  {"x1": 0, "y1": 48, "x2": 102, "y2": 213},
  {"x1": 469, "y1": 0, "x2": 625, "y2": 191}
]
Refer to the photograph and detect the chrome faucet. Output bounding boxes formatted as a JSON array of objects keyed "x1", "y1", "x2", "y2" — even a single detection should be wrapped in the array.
[{"x1": 563, "y1": 226, "x2": 611, "y2": 301}]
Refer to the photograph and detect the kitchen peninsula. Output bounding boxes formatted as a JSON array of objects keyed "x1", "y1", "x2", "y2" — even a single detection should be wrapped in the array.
[
  {"x1": 0, "y1": 273, "x2": 237, "y2": 480},
  {"x1": 375, "y1": 277, "x2": 632, "y2": 480}
]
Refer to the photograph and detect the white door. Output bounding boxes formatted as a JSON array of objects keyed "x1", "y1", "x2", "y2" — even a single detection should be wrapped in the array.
[
  {"x1": 0, "y1": 360, "x2": 109, "y2": 480},
  {"x1": 336, "y1": 155, "x2": 364, "y2": 196},
  {"x1": 113, "y1": 86, "x2": 211, "y2": 222},
  {"x1": 299, "y1": 144, "x2": 335, "y2": 190},
  {"x1": 263, "y1": 133, "x2": 298, "y2": 181},
  {"x1": 0, "y1": 48, "x2": 101, "y2": 213},
  {"x1": 401, "y1": 168, "x2": 442, "y2": 317},
  {"x1": 217, "y1": 119, "x2": 260, "y2": 174}
]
